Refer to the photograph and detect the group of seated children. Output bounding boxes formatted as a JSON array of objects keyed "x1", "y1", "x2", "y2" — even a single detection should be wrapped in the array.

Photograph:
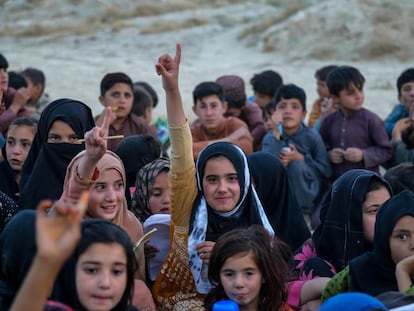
[{"x1": 3, "y1": 44, "x2": 414, "y2": 311}]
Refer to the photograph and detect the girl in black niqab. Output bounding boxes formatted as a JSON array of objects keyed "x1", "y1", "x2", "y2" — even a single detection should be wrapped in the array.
[{"x1": 18, "y1": 98, "x2": 94, "y2": 210}]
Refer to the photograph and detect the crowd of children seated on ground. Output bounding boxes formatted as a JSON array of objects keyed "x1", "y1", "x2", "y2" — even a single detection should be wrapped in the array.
[{"x1": 1, "y1": 45, "x2": 414, "y2": 311}]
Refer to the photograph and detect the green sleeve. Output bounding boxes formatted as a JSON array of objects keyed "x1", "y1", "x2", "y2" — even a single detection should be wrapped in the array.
[
  {"x1": 405, "y1": 285, "x2": 414, "y2": 295},
  {"x1": 321, "y1": 266, "x2": 352, "y2": 302}
]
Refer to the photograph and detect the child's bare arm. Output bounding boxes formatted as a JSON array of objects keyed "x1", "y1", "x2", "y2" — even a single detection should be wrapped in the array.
[
  {"x1": 396, "y1": 254, "x2": 414, "y2": 292},
  {"x1": 300, "y1": 277, "x2": 331, "y2": 305}
]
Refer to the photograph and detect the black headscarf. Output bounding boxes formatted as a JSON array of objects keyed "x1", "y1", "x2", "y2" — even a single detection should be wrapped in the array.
[
  {"x1": 188, "y1": 142, "x2": 273, "y2": 293},
  {"x1": 312, "y1": 169, "x2": 391, "y2": 272},
  {"x1": 247, "y1": 152, "x2": 311, "y2": 251},
  {"x1": 0, "y1": 210, "x2": 36, "y2": 310},
  {"x1": 349, "y1": 190, "x2": 414, "y2": 296},
  {"x1": 18, "y1": 98, "x2": 94, "y2": 210},
  {"x1": 0, "y1": 156, "x2": 18, "y2": 202},
  {"x1": 52, "y1": 219, "x2": 135, "y2": 311},
  {"x1": 115, "y1": 134, "x2": 162, "y2": 209}
]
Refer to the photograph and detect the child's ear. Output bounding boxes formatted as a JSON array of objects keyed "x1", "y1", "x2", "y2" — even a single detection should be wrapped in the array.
[
  {"x1": 330, "y1": 95, "x2": 339, "y2": 105},
  {"x1": 144, "y1": 107, "x2": 152, "y2": 123},
  {"x1": 98, "y1": 95, "x2": 107, "y2": 107},
  {"x1": 222, "y1": 101, "x2": 228, "y2": 113},
  {"x1": 301, "y1": 109, "x2": 307, "y2": 120}
]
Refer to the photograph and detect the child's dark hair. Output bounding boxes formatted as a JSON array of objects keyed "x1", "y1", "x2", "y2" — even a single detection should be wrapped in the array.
[
  {"x1": 100, "y1": 72, "x2": 133, "y2": 96},
  {"x1": 397, "y1": 68, "x2": 414, "y2": 97},
  {"x1": 263, "y1": 99, "x2": 277, "y2": 120},
  {"x1": 384, "y1": 162, "x2": 414, "y2": 194},
  {"x1": 250, "y1": 70, "x2": 283, "y2": 97},
  {"x1": 134, "y1": 81, "x2": 159, "y2": 108},
  {"x1": 21, "y1": 67, "x2": 46, "y2": 88},
  {"x1": 77, "y1": 221, "x2": 137, "y2": 308},
  {"x1": 365, "y1": 176, "x2": 391, "y2": 200},
  {"x1": 315, "y1": 65, "x2": 338, "y2": 81},
  {"x1": 8, "y1": 71, "x2": 27, "y2": 90},
  {"x1": 131, "y1": 85, "x2": 153, "y2": 117},
  {"x1": 0, "y1": 54, "x2": 8, "y2": 69},
  {"x1": 8, "y1": 116, "x2": 38, "y2": 135},
  {"x1": 327, "y1": 66, "x2": 365, "y2": 97},
  {"x1": 216, "y1": 75, "x2": 247, "y2": 110},
  {"x1": 274, "y1": 83, "x2": 306, "y2": 110},
  {"x1": 53, "y1": 220, "x2": 137, "y2": 311},
  {"x1": 205, "y1": 225, "x2": 289, "y2": 311},
  {"x1": 192, "y1": 81, "x2": 224, "y2": 106}
]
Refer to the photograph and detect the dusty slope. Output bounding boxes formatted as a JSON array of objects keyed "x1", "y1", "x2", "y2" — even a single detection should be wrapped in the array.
[{"x1": 1, "y1": 0, "x2": 413, "y2": 120}]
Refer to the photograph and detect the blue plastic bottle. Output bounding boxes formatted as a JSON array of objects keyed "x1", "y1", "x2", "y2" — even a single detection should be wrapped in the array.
[{"x1": 212, "y1": 300, "x2": 239, "y2": 311}]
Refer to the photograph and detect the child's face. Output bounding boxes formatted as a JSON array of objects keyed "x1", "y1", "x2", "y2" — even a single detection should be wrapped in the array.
[
  {"x1": 389, "y1": 215, "x2": 414, "y2": 264},
  {"x1": 202, "y1": 156, "x2": 240, "y2": 213},
  {"x1": 99, "y1": 83, "x2": 133, "y2": 121},
  {"x1": 225, "y1": 107, "x2": 243, "y2": 118},
  {"x1": 276, "y1": 98, "x2": 306, "y2": 135},
  {"x1": 192, "y1": 95, "x2": 227, "y2": 133},
  {"x1": 88, "y1": 169, "x2": 125, "y2": 222},
  {"x1": 0, "y1": 68, "x2": 8, "y2": 92},
  {"x1": 149, "y1": 171, "x2": 170, "y2": 215},
  {"x1": 334, "y1": 83, "x2": 364, "y2": 114},
  {"x1": 362, "y1": 186, "x2": 391, "y2": 243},
  {"x1": 316, "y1": 78, "x2": 329, "y2": 99},
  {"x1": 76, "y1": 242, "x2": 127, "y2": 311},
  {"x1": 24, "y1": 77, "x2": 43, "y2": 105},
  {"x1": 6, "y1": 125, "x2": 35, "y2": 172},
  {"x1": 254, "y1": 91, "x2": 272, "y2": 108},
  {"x1": 220, "y1": 251, "x2": 262, "y2": 310},
  {"x1": 47, "y1": 120, "x2": 80, "y2": 144},
  {"x1": 399, "y1": 81, "x2": 414, "y2": 112},
  {"x1": 143, "y1": 106, "x2": 152, "y2": 124},
  {"x1": 263, "y1": 109, "x2": 274, "y2": 131}
]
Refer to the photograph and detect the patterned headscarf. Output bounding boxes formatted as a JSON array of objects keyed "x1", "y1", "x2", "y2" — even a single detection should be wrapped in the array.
[{"x1": 134, "y1": 158, "x2": 170, "y2": 223}]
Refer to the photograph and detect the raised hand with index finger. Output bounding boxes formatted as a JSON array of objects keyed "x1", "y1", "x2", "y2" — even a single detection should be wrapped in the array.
[{"x1": 155, "y1": 43, "x2": 181, "y2": 92}]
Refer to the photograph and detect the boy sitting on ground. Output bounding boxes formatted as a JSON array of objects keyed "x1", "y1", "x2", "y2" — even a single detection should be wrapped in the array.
[
  {"x1": 190, "y1": 81, "x2": 253, "y2": 160},
  {"x1": 95, "y1": 72, "x2": 154, "y2": 151},
  {"x1": 319, "y1": 66, "x2": 392, "y2": 181},
  {"x1": 261, "y1": 84, "x2": 331, "y2": 216}
]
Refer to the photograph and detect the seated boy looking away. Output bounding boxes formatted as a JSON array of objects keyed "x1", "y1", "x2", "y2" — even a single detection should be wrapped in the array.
[
  {"x1": 384, "y1": 68, "x2": 414, "y2": 138},
  {"x1": 307, "y1": 65, "x2": 338, "y2": 129},
  {"x1": 261, "y1": 84, "x2": 331, "y2": 216},
  {"x1": 190, "y1": 81, "x2": 253, "y2": 160},
  {"x1": 249, "y1": 70, "x2": 283, "y2": 109},
  {"x1": 319, "y1": 66, "x2": 392, "y2": 181},
  {"x1": 216, "y1": 74, "x2": 266, "y2": 151},
  {"x1": 95, "y1": 72, "x2": 154, "y2": 151}
]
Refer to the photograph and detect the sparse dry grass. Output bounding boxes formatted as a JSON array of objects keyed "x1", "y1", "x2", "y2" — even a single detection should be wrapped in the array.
[
  {"x1": 360, "y1": 25, "x2": 401, "y2": 59},
  {"x1": 308, "y1": 45, "x2": 338, "y2": 60},
  {"x1": 0, "y1": 1, "x2": 203, "y2": 38},
  {"x1": 360, "y1": 4, "x2": 414, "y2": 60},
  {"x1": 237, "y1": 1, "x2": 308, "y2": 40},
  {"x1": 140, "y1": 18, "x2": 209, "y2": 34}
]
